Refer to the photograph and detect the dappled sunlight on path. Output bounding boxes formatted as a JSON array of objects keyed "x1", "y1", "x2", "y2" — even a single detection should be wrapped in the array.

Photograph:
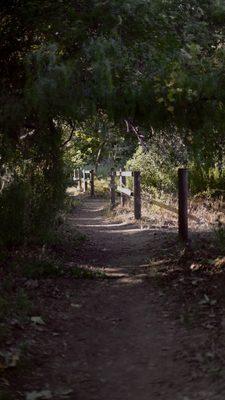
[
  {"x1": 61, "y1": 198, "x2": 223, "y2": 400},
  {"x1": 15, "y1": 196, "x2": 224, "y2": 400},
  {"x1": 71, "y1": 198, "x2": 178, "y2": 273}
]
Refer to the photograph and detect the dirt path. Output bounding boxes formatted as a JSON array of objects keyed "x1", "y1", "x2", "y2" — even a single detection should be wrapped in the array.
[
  {"x1": 8, "y1": 197, "x2": 225, "y2": 399},
  {"x1": 64, "y1": 198, "x2": 223, "y2": 400},
  {"x1": 71, "y1": 198, "x2": 178, "y2": 274}
]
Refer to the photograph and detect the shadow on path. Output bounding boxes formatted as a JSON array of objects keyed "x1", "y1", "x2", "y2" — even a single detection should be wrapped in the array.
[
  {"x1": 70, "y1": 198, "x2": 178, "y2": 275},
  {"x1": 57, "y1": 197, "x2": 222, "y2": 400},
  {"x1": 9, "y1": 198, "x2": 224, "y2": 400}
]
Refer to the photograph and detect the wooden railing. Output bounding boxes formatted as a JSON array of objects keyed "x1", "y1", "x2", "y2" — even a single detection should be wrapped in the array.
[
  {"x1": 74, "y1": 166, "x2": 190, "y2": 242},
  {"x1": 110, "y1": 169, "x2": 141, "y2": 220},
  {"x1": 73, "y1": 169, "x2": 95, "y2": 197},
  {"x1": 110, "y1": 167, "x2": 189, "y2": 242}
]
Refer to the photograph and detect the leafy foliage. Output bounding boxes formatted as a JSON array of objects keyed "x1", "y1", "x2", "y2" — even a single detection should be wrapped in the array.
[{"x1": 1, "y1": 0, "x2": 225, "y2": 245}]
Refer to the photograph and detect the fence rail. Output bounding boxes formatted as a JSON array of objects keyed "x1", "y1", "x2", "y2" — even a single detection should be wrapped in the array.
[
  {"x1": 73, "y1": 169, "x2": 95, "y2": 197},
  {"x1": 142, "y1": 193, "x2": 199, "y2": 222},
  {"x1": 110, "y1": 169, "x2": 141, "y2": 219},
  {"x1": 110, "y1": 167, "x2": 189, "y2": 241},
  {"x1": 73, "y1": 166, "x2": 190, "y2": 242},
  {"x1": 117, "y1": 186, "x2": 133, "y2": 197},
  {"x1": 116, "y1": 171, "x2": 133, "y2": 177}
]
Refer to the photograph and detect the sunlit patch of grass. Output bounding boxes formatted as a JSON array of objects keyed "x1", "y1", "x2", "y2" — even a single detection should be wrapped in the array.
[
  {"x1": 65, "y1": 193, "x2": 82, "y2": 212},
  {"x1": 70, "y1": 267, "x2": 106, "y2": 279},
  {"x1": 21, "y1": 256, "x2": 106, "y2": 281},
  {"x1": 94, "y1": 178, "x2": 110, "y2": 197}
]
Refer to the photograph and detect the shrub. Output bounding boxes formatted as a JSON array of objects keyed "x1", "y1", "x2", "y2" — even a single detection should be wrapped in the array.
[
  {"x1": 126, "y1": 145, "x2": 225, "y2": 198},
  {"x1": 126, "y1": 146, "x2": 177, "y2": 195},
  {"x1": 0, "y1": 158, "x2": 66, "y2": 247},
  {"x1": 0, "y1": 179, "x2": 29, "y2": 246}
]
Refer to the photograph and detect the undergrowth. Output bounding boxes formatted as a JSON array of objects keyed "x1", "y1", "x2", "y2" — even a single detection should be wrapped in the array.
[
  {"x1": 93, "y1": 178, "x2": 109, "y2": 197},
  {"x1": 19, "y1": 258, "x2": 106, "y2": 280},
  {"x1": 0, "y1": 289, "x2": 33, "y2": 326},
  {"x1": 0, "y1": 214, "x2": 102, "y2": 335}
]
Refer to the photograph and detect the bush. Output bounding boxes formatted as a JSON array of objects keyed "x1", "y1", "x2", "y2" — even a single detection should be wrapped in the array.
[
  {"x1": 0, "y1": 165, "x2": 66, "y2": 247},
  {"x1": 126, "y1": 145, "x2": 225, "y2": 198},
  {"x1": 126, "y1": 146, "x2": 178, "y2": 195},
  {"x1": 0, "y1": 179, "x2": 29, "y2": 246},
  {"x1": 189, "y1": 163, "x2": 225, "y2": 196}
]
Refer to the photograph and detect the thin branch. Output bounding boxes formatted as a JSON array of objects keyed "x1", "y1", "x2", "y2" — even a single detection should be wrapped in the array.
[
  {"x1": 61, "y1": 127, "x2": 75, "y2": 148},
  {"x1": 124, "y1": 119, "x2": 148, "y2": 151}
]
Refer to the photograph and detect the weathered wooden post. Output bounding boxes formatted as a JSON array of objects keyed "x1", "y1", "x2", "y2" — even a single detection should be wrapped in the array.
[
  {"x1": 110, "y1": 168, "x2": 116, "y2": 209},
  {"x1": 120, "y1": 168, "x2": 127, "y2": 207},
  {"x1": 78, "y1": 169, "x2": 82, "y2": 191},
  {"x1": 178, "y1": 168, "x2": 188, "y2": 241},
  {"x1": 83, "y1": 169, "x2": 88, "y2": 192},
  {"x1": 133, "y1": 171, "x2": 141, "y2": 219},
  {"x1": 90, "y1": 169, "x2": 95, "y2": 197}
]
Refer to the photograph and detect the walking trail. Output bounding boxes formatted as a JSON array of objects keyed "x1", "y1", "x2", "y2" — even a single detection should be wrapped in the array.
[
  {"x1": 64, "y1": 198, "x2": 221, "y2": 400},
  {"x1": 15, "y1": 197, "x2": 224, "y2": 399}
]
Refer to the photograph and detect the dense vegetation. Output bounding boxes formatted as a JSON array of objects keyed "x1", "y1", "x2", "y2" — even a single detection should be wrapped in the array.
[{"x1": 1, "y1": 0, "x2": 225, "y2": 245}]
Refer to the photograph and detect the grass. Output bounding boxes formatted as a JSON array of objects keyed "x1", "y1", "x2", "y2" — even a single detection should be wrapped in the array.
[
  {"x1": 32, "y1": 226, "x2": 86, "y2": 249},
  {"x1": 20, "y1": 257, "x2": 106, "y2": 280},
  {"x1": 22, "y1": 258, "x2": 63, "y2": 279},
  {"x1": 0, "y1": 289, "x2": 32, "y2": 321},
  {"x1": 15, "y1": 289, "x2": 32, "y2": 315},
  {"x1": 70, "y1": 267, "x2": 106, "y2": 279},
  {"x1": 214, "y1": 218, "x2": 225, "y2": 251},
  {"x1": 94, "y1": 178, "x2": 110, "y2": 197}
]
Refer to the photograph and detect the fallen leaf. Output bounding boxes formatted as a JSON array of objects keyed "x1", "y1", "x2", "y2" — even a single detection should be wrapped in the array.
[
  {"x1": 55, "y1": 388, "x2": 73, "y2": 397},
  {"x1": 71, "y1": 303, "x2": 81, "y2": 309},
  {"x1": 167, "y1": 105, "x2": 174, "y2": 113},
  {"x1": 26, "y1": 389, "x2": 73, "y2": 400},
  {"x1": 31, "y1": 316, "x2": 45, "y2": 325},
  {"x1": 199, "y1": 294, "x2": 210, "y2": 305},
  {"x1": 26, "y1": 390, "x2": 52, "y2": 400}
]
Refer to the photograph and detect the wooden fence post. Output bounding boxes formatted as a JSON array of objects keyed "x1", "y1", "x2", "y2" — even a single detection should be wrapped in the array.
[
  {"x1": 78, "y1": 169, "x2": 82, "y2": 191},
  {"x1": 120, "y1": 168, "x2": 127, "y2": 207},
  {"x1": 90, "y1": 169, "x2": 95, "y2": 197},
  {"x1": 110, "y1": 168, "x2": 116, "y2": 209},
  {"x1": 133, "y1": 171, "x2": 141, "y2": 219},
  {"x1": 178, "y1": 168, "x2": 188, "y2": 241},
  {"x1": 83, "y1": 170, "x2": 88, "y2": 192}
]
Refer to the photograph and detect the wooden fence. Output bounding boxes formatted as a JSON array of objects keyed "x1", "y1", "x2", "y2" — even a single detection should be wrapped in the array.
[
  {"x1": 74, "y1": 166, "x2": 190, "y2": 242},
  {"x1": 110, "y1": 167, "x2": 189, "y2": 242},
  {"x1": 110, "y1": 169, "x2": 141, "y2": 220},
  {"x1": 73, "y1": 169, "x2": 95, "y2": 197}
]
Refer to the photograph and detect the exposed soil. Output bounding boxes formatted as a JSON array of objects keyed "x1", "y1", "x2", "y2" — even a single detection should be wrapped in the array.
[{"x1": 2, "y1": 197, "x2": 225, "y2": 400}]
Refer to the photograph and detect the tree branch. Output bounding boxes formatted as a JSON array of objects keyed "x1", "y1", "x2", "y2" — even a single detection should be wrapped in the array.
[{"x1": 61, "y1": 127, "x2": 75, "y2": 148}]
